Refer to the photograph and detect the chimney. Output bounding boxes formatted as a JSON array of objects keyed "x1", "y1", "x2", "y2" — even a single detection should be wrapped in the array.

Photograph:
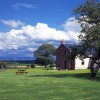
[{"x1": 61, "y1": 39, "x2": 65, "y2": 44}]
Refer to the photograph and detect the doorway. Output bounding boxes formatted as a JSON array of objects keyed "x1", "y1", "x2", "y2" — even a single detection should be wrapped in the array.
[{"x1": 64, "y1": 60, "x2": 67, "y2": 69}]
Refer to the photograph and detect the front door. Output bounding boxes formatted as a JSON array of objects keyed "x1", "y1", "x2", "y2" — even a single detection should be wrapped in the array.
[{"x1": 64, "y1": 60, "x2": 67, "y2": 69}]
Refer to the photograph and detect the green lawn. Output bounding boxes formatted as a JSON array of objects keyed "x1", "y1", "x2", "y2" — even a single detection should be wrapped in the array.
[{"x1": 0, "y1": 68, "x2": 100, "y2": 100}]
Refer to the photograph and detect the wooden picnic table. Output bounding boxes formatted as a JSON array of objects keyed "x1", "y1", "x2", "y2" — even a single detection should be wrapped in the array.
[{"x1": 16, "y1": 69, "x2": 28, "y2": 75}]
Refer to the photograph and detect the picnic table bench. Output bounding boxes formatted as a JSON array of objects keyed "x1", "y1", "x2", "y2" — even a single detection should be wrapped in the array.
[{"x1": 16, "y1": 69, "x2": 28, "y2": 75}]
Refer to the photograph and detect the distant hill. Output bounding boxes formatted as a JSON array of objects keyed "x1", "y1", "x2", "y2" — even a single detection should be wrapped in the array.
[{"x1": 0, "y1": 56, "x2": 36, "y2": 61}]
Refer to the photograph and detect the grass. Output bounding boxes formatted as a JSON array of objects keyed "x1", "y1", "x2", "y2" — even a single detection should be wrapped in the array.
[{"x1": 0, "y1": 68, "x2": 100, "y2": 100}]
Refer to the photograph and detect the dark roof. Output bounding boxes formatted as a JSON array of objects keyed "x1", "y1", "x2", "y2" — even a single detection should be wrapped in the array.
[{"x1": 63, "y1": 43, "x2": 75, "y2": 51}]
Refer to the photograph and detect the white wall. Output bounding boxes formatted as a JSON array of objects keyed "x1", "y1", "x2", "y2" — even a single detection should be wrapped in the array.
[{"x1": 75, "y1": 57, "x2": 90, "y2": 70}]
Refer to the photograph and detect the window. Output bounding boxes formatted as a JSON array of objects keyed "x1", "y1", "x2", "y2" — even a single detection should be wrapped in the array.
[
  {"x1": 64, "y1": 51, "x2": 67, "y2": 55},
  {"x1": 81, "y1": 61, "x2": 84, "y2": 65}
]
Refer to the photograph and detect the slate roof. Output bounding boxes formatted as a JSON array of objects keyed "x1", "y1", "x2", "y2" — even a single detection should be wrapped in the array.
[{"x1": 63, "y1": 43, "x2": 75, "y2": 51}]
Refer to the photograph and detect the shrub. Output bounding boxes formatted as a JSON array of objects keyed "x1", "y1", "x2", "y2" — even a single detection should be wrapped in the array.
[
  {"x1": 31, "y1": 64, "x2": 35, "y2": 68},
  {"x1": 26, "y1": 64, "x2": 31, "y2": 69},
  {"x1": 0, "y1": 61, "x2": 7, "y2": 69},
  {"x1": 50, "y1": 63, "x2": 56, "y2": 68}
]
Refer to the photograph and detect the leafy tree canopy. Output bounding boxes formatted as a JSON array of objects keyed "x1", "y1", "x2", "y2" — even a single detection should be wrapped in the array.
[
  {"x1": 72, "y1": 0, "x2": 100, "y2": 78},
  {"x1": 34, "y1": 44, "x2": 56, "y2": 67}
]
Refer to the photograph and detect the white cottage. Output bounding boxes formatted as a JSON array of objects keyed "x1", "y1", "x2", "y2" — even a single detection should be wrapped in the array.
[{"x1": 75, "y1": 57, "x2": 90, "y2": 69}]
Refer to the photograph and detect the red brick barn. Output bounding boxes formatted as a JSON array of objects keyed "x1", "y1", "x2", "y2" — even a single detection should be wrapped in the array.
[{"x1": 56, "y1": 40, "x2": 75, "y2": 70}]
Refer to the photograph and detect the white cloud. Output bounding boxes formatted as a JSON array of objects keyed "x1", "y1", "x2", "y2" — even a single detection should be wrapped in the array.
[
  {"x1": 21, "y1": 23, "x2": 69, "y2": 40},
  {"x1": 63, "y1": 17, "x2": 81, "y2": 32},
  {"x1": 0, "y1": 23, "x2": 68, "y2": 50},
  {"x1": 27, "y1": 48, "x2": 37, "y2": 52},
  {"x1": 12, "y1": 3, "x2": 38, "y2": 9},
  {"x1": 63, "y1": 17, "x2": 81, "y2": 41},
  {"x1": 1, "y1": 20, "x2": 24, "y2": 28},
  {"x1": 0, "y1": 17, "x2": 81, "y2": 51}
]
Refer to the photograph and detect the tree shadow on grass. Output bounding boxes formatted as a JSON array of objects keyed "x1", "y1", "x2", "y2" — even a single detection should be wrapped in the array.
[{"x1": 29, "y1": 72, "x2": 100, "y2": 82}]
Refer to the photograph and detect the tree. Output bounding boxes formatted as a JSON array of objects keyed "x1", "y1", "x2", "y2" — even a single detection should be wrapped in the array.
[
  {"x1": 34, "y1": 44, "x2": 56, "y2": 67},
  {"x1": 0, "y1": 61, "x2": 7, "y2": 71},
  {"x1": 72, "y1": 0, "x2": 100, "y2": 78}
]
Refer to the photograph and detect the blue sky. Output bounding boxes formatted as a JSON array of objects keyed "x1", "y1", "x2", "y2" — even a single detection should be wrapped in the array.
[{"x1": 0, "y1": 0, "x2": 87, "y2": 60}]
